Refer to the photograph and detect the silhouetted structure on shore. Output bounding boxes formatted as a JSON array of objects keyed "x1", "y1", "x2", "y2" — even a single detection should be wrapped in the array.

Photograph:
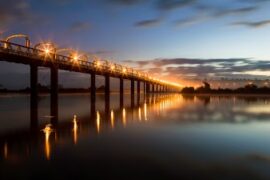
[{"x1": 181, "y1": 81, "x2": 270, "y2": 94}]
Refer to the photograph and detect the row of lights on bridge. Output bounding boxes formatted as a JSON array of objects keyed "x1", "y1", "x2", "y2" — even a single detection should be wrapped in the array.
[{"x1": 1, "y1": 34, "x2": 181, "y2": 88}]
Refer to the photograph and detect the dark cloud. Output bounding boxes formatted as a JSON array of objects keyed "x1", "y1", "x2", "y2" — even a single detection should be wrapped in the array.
[
  {"x1": 231, "y1": 19, "x2": 270, "y2": 28},
  {"x1": 134, "y1": 18, "x2": 162, "y2": 27},
  {"x1": 69, "y1": 21, "x2": 91, "y2": 32},
  {"x1": 215, "y1": 6, "x2": 258, "y2": 17}
]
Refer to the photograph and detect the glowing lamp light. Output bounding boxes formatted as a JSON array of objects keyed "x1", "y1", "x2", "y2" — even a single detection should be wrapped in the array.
[
  {"x1": 95, "y1": 60, "x2": 100, "y2": 68},
  {"x1": 44, "y1": 48, "x2": 50, "y2": 54},
  {"x1": 110, "y1": 64, "x2": 115, "y2": 71},
  {"x1": 72, "y1": 53, "x2": 79, "y2": 62},
  {"x1": 122, "y1": 68, "x2": 127, "y2": 74}
]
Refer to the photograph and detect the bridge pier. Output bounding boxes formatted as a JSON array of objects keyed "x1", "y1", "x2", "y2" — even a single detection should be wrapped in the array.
[
  {"x1": 137, "y1": 80, "x2": 140, "y2": 105},
  {"x1": 91, "y1": 72, "x2": 96, "y2": 115},
  {"x1": 131, "y1": 79, "x2": 135, "y2": 107},
  {"x1": 120, "y1": 78, "x2": 124, "y2": 108},
  {"x1": 146, "y1": 82, "x2": 150, "y2": 94},
  {"x1": 105, "y1": 75, "x2": 110, "y2": 113},
  {"x1": 30, "y1": 64, "x2": 38, "y2": 129},
  {"x1": 50, "y1": 66, "x2": 58, "y2": 125},
  {"x1": 143, "y1": 81, "x2": 146, "y2": 94}
]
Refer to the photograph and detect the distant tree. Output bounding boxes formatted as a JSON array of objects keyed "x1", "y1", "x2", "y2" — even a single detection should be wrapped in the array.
[
  {"x1": 181, "y1": 87, "x2": 195, "y2": 94},
  {"x1": 195, "y1": 81, "x2": 212, "y2": 93},
  {"x1": 244, "y1": 83, "x2": 257, "y2": 90},
  {"x1": 203, "y1": 81, "x2": 211, "y2": 90}
]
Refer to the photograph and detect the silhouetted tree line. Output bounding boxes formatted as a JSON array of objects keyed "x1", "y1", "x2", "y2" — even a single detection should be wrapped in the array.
[{"x1": 181, "y1": 81, "x2": 270, "y2": 94}]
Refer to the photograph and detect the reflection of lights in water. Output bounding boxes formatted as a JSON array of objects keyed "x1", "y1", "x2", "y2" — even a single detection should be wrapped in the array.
[
  {"x1": 4, "y1": 142, "x2": 8, "y2": 159},
  {"x1": 96, "y1": 111, "x2": 100, "y2": 133},
  {"x1": 73, "y1": 115, "x2": 78, "y2": 144},
  {"x1": 111, "y1": 110, "x2": 114, "y2": 129},
  {"x1": 122, "y1": 108, "x2": 126, "y2": 127},
  {"x1": 138, "y1": 107, "x2": 142, "y2": 121},
  {"x1": 41, "y1": 124, "x2": 53, "y2": 160},
  {"x1": 144, "y1": 103, "x2": 148, "y2": 121}
]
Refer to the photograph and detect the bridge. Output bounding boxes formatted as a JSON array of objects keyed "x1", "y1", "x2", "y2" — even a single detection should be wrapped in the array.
[{"x1": 0, "y1": 34, "x2": 181, "y2": 122}]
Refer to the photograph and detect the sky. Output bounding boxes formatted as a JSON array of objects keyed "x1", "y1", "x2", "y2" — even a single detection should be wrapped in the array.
[{"x1": 1, "y1": 0, "x2": 270, "y2": 89}]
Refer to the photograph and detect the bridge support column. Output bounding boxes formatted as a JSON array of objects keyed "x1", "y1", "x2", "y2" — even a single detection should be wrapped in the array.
[
  {"x1": 105, "y1": 75, "x2": 110, "y2": 113},
  {"x1": 91, "y1": 72, "x2": 96, "y2": 115},
  {"x1": 146, "y1": 82, "x2": 150, "y2": 94},
  {"x1": 50, "y1": 66, "x2": 58, "y2": 125},
  {"x1": 131, "y1": 79, "x2": 135, "y2": 107},
  {"x1": 137, "y1": 80, "x2": 140, "y2": 105},
  {"x1": 152, "y1": 83, "x2": 155, "y2": 93},
  {"x1": 120, "y1": 78, "x2": 124, "y2": 108},
  {"x1": 30, "y1": 64, "x2": 38, "y2": 129},
  {"x1": 143, "y1": 81, "x2": 146, "y2": 94}
]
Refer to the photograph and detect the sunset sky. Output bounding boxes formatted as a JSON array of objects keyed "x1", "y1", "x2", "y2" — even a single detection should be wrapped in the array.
[{"x1": 1, "y1": 0, "x2": 270, "y2": 88}]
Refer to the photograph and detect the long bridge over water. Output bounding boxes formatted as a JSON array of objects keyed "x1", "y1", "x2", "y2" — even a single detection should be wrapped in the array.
[{"x1": 0, "y1": 34, "x2": 181, "y2": 123}]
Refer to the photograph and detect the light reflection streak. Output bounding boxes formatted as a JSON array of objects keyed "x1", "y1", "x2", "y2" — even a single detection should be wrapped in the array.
[
  {"x1": 122, "y1": 108, "x2": 126, "y2": 127},
  {"x1": 144, "y1": 103, "x2": 148, "y2": 121},
  {"x1": 41, "y1": 124, "x2": 53, "y2": 160},
  {"x1": 4, "y1": 142, "x2": 8, "y2": 159},
  {"x1": 138, "y1": 107, "x2": 142, "y2": 121},
  {"x1": 111, "y1": 110, "x2": 115, "y2": 129},
  {"x1": 96, "y1": 111, "x2": 100, "y2": 133},
  {"x1": 73, "y1": 115, "x2": 78, "y2": 144}
]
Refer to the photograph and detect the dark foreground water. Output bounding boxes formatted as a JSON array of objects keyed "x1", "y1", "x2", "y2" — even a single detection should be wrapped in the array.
[{"x1": 1, "y1": 94, "x2": 270, "y2": 179}]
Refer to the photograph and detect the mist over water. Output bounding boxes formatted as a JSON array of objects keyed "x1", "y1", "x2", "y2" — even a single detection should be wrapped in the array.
[{"x1": 1, "y1": 94, "x2": 270, "y2": 179}]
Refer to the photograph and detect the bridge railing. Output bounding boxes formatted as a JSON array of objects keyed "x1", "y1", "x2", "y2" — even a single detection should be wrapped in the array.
[{"x1": 0, "y1": 41, "x2": 179, "y2": 88}]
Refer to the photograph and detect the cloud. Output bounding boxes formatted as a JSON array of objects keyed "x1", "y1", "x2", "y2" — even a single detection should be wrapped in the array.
[
  {"x1": 174, "y1": 15, "x2": 207, "y2": 27},
  {"x1": 134, "y1": 18, "x2": 162, "y2": 27},
  {"x1": 231, "y1": 19, "x2": 270, "y2": 28},
  {"x1": 105, "y1": 0, "x2": 145, "y2": 6},
  {"x1": 92, "y1": 50, "x2": 115, "y2": 55},
  {"x1": 123, "y1": 60, "x2": 150, "y2": 67},
  {"x1": 156, "y1": 0, "x2": 197, "y2": 11},
  {"x1": 124, "y1": 58, "x2": 270, "y2": 80},
  {"x1": 0, "y1": 0, "x2": 38, "y2": 28},
  {"x1": 215, "y1": 6, "x2": 258, "y2": 17},
  {"x1": 69, "y1": 21, "x2": 91, "y2": 32}
]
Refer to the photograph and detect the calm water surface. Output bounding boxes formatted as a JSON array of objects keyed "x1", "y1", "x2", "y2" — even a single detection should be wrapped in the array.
[{"x1": 1, "y1": 94, "x2": 270, "y2": 179}]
